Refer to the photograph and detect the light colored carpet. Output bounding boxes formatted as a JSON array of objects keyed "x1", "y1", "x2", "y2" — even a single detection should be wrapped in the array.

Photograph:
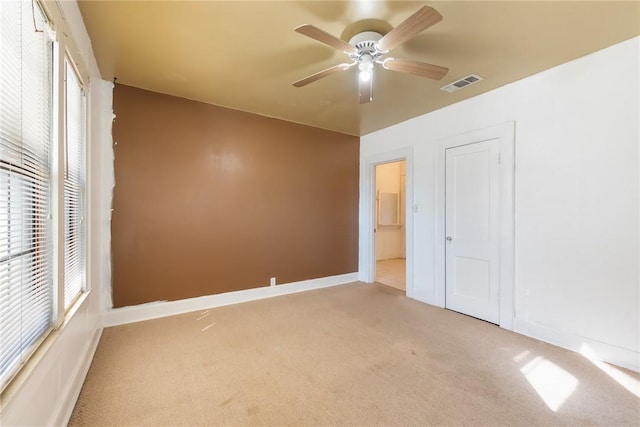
[
  {"x1": 69, "y1": 282, "x2": 640, "y2": 426},
  {"x1": 376, "y1": 258, "x2": 405, "y2": 291}
]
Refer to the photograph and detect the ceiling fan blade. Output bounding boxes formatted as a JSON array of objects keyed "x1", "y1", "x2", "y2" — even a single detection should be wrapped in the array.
[
  {"x1": 292, "y1": 63, "x2": 352, "y2": 87},
  {"x1": 295, "y1": 24, "x2": 358, "y2": 55},
  {"x1": 376, "y1": 6, "x2": 442, "y2": 52},
  {"x1": 359, "y1": 75, "x2": 373, "y2": 104},
  {"x1": 382, "y1": 58, "x2": 449, "y2": 80}
]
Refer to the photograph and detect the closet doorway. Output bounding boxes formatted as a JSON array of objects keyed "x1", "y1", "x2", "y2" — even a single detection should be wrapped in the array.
[{"x1": 374, "y1": 160, "x2": 406, "y2": 292}]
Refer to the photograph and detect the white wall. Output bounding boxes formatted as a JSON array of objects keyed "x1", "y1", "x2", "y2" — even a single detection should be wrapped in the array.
[
  {"x1": 0, "y1": 1, "x2": 111, "y2": 425},
  {"x1": 361, "y1": 37, "x2": 639, "y2": 371},
  {"x1": 375, "y1": 161, "x2": 405, "y2": 260}
]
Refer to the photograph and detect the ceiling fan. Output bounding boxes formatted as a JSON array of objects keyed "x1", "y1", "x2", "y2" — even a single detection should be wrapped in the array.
[{"x1": 292, "y1": 6, "x2": 449, "y2": 104}]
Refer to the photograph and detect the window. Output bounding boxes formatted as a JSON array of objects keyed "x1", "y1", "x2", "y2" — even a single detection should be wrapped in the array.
[
  {"x1": 0, "y1": 0, "x2": 88, "y2": 393},
  {"x1": 0, "y1": 0, "x2": 54, "y2": 390},
  {"x1": 64, "y1": 61, "x2": 86, "y2": 309}
]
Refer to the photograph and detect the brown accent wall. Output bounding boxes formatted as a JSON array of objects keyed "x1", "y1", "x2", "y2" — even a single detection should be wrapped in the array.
[{"x1": 111, "y1": 84, "x2": 359, "y2": 308}]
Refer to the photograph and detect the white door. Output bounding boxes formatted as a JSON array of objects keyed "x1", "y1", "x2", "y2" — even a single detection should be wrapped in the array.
[{"x1": 445, "y1": 139, "x2": 500, "y2": 323}]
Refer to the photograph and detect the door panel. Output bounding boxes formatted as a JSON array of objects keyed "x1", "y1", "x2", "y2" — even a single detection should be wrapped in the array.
[
  {"x1": 445, "y1": 139, "x2": 500, "y2": 323},
  {"x1": 453, "y1": 150, "x2": 490, "y2": 240},
  {"x1": 454, "y1": 256, "x2": 490, "y2": 300}
]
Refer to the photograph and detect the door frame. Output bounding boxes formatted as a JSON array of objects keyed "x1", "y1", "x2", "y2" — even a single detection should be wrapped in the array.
[
  {"x1": 435, "y1": 122, "x2": 515, "y2": 330},
  {"x1": 360, "y1": 147, "x2": 414, "y2": 297}
]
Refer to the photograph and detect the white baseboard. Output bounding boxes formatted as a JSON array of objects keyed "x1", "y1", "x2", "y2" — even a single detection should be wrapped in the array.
[
  {"x1": 103, "y1": 272, "x2": 359, "y2": 327},
  {"x1": 514, "y1": 319, "x2": 639, "y2": 373},
  {"x1": 53, "y1": 327, "x2": 103, "y2": 427}
]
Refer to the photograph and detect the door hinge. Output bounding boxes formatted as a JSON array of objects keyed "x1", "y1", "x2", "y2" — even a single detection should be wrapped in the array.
[{"x1": 498, "y1": 153, "x2": 502, "y2": 165}]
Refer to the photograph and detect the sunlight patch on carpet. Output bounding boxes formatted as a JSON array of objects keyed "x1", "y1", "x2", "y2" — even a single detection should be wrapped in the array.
[
  {"x1": 580, "y1": 344, "x2": 640, "y2": 399},
  {"x1": 512, "y1": 350, "x2": 531, "y2": 362},
  {"x1": 520, "y1": 356, "x2": 578, "y2": 412}
]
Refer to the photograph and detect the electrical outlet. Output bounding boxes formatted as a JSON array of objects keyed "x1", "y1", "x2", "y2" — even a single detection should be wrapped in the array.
[{"x1": 270, "y1": 277, "x2": 276, "y2": 287}]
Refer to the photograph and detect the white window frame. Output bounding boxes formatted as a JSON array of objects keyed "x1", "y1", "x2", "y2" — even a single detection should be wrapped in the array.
[
  {"x1": 62, "y1": 56, "x2": 87, "y2": 310},
  {"x1": 0, "y1": 0, "x2": 89, "y2": 393}
]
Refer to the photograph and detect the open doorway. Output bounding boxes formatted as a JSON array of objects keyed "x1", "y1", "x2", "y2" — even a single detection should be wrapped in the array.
[{"x1": 374, "y1": 160, "x2": 406, "y2": 292}]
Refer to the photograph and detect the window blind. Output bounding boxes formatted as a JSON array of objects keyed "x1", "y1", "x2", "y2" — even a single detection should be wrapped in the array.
[
  {"x1": 63, "y1": 61, "x2": 85, "y2": 309},
  {"x1": 0, "y1": 0, "x2": 54, "y2": 390}
]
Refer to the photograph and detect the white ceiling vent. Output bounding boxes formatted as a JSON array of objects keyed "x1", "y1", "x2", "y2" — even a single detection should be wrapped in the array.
[{"x1": 440, "y1": 74, "x2": 483, "y2": 93}]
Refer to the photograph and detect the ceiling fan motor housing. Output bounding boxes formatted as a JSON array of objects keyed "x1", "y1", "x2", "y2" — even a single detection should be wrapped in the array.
[{"x1": 348, "y1": 31, "x2": 384, "y2": 61}]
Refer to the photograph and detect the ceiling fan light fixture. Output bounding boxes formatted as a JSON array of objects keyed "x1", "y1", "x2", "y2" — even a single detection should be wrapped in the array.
[
  {"x1": 359, "y1": 69, "x2": 372, "y2": 82},
  {"x1": 358, "y1": 53, "x2": 374, "y2": 82}
]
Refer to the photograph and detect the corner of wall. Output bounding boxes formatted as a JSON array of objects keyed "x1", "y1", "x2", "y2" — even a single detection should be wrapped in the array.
[{"x1": 89, "y1": 78, "x2": 115, "y2": 315}]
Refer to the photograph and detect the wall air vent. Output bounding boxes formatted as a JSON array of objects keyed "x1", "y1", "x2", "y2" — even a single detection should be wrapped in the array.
[{"x1": 440, "y1": 74, "x2": 483, "y2": 93}]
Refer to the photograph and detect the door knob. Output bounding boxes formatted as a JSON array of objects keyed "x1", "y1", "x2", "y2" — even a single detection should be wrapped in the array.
[{"x1": 446, "y1": 236, "x2": 452, "y2": 241}]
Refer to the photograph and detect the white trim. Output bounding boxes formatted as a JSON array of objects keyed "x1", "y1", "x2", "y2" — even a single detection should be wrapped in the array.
[
  {"x1": 359, "y1": 148, "x2": 414, "y2": 297},
  {"x1": 103, "y1": 272, "x2": 359, "y2": 327},
  {"x1": 435, "y1": 122, "x2": 515, "y2": 330},
  {"x1": 52, "y1": 327, "x2": 102, "y2": 427},
  {"x1": 515, "y1": 319, "x2": 640, "y2": 373},
  {"x1": 51, "y1": 11, "x2": 66, "y2": 329},
  {"x1": 0, "y1": 292, "x2": 102, "y2": 426}
]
